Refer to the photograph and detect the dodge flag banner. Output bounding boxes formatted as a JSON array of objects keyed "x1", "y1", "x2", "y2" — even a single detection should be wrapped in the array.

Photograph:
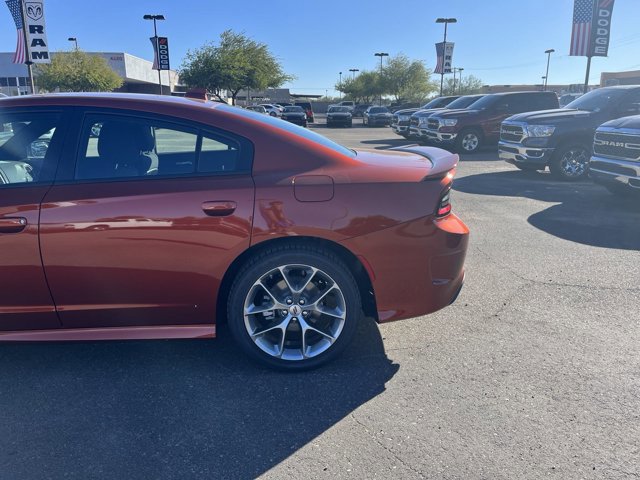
[
  {"x1": 150, "y1": 36, "x2": 170, "y2": 70},
  {"x1": 570, "y1": 0, "x2": 615, "y2": 57},
  {"x1": 434, "y1": 42, "x2": 454, "y2": 74}
]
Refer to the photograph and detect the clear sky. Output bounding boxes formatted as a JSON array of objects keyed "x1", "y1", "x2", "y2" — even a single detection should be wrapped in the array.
[{"x1": 1, "y1": 0, "x2": 639, "y2": 96}]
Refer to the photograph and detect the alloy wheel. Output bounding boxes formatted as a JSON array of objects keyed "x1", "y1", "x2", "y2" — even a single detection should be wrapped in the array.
[
  {"x1": 560, "y1": 147, "x2": 589, "y2": 178},
  {"x1": 243, "y1": 264, "x2": 346, "y2": 361}
]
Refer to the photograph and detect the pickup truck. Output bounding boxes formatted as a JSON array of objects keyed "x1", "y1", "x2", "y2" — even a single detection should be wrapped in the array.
[
  {"x1": 499, "y1": 85, "x2": 640, "y2": 180},
  {"x1": 391, "y1": 96, "x2": 459, "y2": 139},
  {"x1": 410, "y1": 95, "x2": 485, "y2": 142},
  {"x1": 589, "y1": 114, "x2": 640, "y2": 196},
  {"x1": 426, "y1": 91, "x2": 559, "y2": 154}
]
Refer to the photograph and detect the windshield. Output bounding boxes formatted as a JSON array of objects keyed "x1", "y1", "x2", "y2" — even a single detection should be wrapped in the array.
[
  {"x1": 565, "y1": 88, "x2": 627, "y2": 112},
  {"x1": 422, "y1": 98, "x2": 448, "y2": 109},
  {"x1": 221, "y1": 105, "x2": 354, "y2": 157},
  {"x1": 447, "y1": 95, "x2": 484, "y2": 109},
  {"x1": 283, "y1": 106, "x2": 303, "y2": 113},
  {"x1": 329, "y1": 107, "x2": 350, "y2": 113},
  {"x1": 465, "y1": 94, "x2": 498, "y2": 110},
  {"x1": 369, "y1": 107, "x2": 388, "y2": 114}
]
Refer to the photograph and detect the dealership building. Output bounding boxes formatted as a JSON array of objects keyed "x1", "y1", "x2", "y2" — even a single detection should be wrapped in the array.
[{"x1": 0, "y1": 51, "x2": 181, "y2": 96}]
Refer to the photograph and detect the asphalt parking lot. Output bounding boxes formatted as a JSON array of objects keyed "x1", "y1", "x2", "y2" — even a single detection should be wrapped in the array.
[{"x1": 1, "y1": 117, "x2": 639, "y2": 479}]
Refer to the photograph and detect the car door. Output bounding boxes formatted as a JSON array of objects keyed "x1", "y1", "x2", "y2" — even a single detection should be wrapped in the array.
[
  {"x1": 0, "y1": 108, "x2": 68, "y2": 331},
  {"x1": 39, "y1": 109, "x2": 254, "y2": 329}
]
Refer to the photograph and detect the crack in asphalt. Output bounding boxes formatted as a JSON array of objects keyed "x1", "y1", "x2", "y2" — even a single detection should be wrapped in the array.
[
  {"x1": 472, "y1": 245, "x2": 640, "y2": 293},
  {"x1": 349, "y1": 413, "x2": 426, "y2": 479}
]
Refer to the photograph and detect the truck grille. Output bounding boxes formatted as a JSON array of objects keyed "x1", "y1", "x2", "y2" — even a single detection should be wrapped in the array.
[
  {"x1": 410, "y1": 117, "x2": 419, "y2": 127},
  {"x1": 593, "y1": 131, "x2": 640, "y2": 162},
  {"x1": 427, "y1": 119, "x2": 439, "y2": 130},
  {"x1": 500, "y1": 124, "x2": 525, "y2": 143}
]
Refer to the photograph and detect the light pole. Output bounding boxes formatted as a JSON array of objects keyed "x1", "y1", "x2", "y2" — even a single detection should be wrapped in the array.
[
  {"x1": 435, "y1": 18, "x2": 457, "y2": 96},
  {"x1": 349, "y1": 68, "x2": 359, "y2": 79},
  {"x1": 67, "y1": 37, "x2": 78, "y2": 50},
  {"x1": 457, "y1": 67, "x2": 464, "y2": 94},
  {"x1": 339, "y1": 71, "x2": 342, "y2": 99},
  {"x1": 374, "y1": 52, "x2": 388, "y2": 105},
  {"x1": 143, "y1": 14, "x2": 165, "y2": 95},
  {"x1": 544, "y1": 48, "x2": 555, "y2": 91}
]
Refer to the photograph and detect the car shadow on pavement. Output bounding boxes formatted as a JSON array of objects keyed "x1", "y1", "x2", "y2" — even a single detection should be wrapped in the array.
[
  {"x1": 0, "y1": 317, "x2": 397, "y2": 479},
  {"x1": 453, "y1": 169, "x2": 640, "y2": 250}
]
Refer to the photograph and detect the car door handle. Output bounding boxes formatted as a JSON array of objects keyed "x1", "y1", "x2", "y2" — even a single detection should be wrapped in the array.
[
  {"x1": 0, "y1": 217, "x2": 27, "y2": 233},
  {"x1": 202, "y1": 201, "x2": 237, "y2": 217}
]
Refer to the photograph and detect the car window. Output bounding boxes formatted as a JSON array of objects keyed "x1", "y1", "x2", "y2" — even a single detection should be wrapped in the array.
[
  {"x1": 75, "y1": 113, "x2": 250, "y2": 181},
  {"x1": 0, "y1": 112, "x2": 61, "y2": 186}
]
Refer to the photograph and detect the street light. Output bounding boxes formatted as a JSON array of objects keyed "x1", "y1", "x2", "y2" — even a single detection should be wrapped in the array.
[
  {"x1": 544, "y1": 48, "x2": 555, "y2": 91},
  {"x1": 435, "y1": 18, "x2": 457, "y2": 96},
  {"x1": 339, "y1": 71, "x2": 342, "y2": 99},
  {"x1": 457, "y1": 67, "x2": 464, "y2": 94},
  {"x1": 143, "y1": 14, "x2": 166, "y2": 95},
  {"x1": 374, "y1": 52, "x2": 389, "y2": 105},
  {"x1": 349, "y1": 68, "x2": 359, "y2": 78},
  {"x1": 67, "y1": 37, "x2": 78, "y2": 50}
]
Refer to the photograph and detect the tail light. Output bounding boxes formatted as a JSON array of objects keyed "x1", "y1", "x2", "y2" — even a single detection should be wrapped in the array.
[{"x1": 435, "y1": 188, "x2": 452, "y2": 218}]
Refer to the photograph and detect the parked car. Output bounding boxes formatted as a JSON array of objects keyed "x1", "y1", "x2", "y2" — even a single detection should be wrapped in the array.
[
  {"x1": 258, "y1": 104, "x2": 282, "y2": 117},
  {"x1": 363, "y1": 106, "x2": 392, "y2": 127},
  {"x1": 0, "y1": 93, "x2": 468, "y2": 370},
  {"x1": 409, "y1": 95, "x2": 485, "y2": 142},
  {"x1": 590, "y1": 114, "x2": 640, "y2": 195},
  {"x1": 392, "y1": 96, "x2": 461, "y2": 139},
  {"x1": 426, "y1": 91, "x2": 559, "y2": 154},
  {"x1": 351, "y1": 104, "x2": 371, "y2": 118},
  {"x1": 281, "y1": 105, "x2": 307, "y2": 127},
  {"x1": 326, "y1": 106, "x2": 353, "y2": 127},
  {"x1": 246, "y1": 105, "x2": 267, "y2": 114},
  {"x1": 294, "y1": 102, "x2": 314, "y2": 123},
  {"x1": 336, "y1": 101, "x2": 355, "y2": 110},
  {"x1": 499, "y1": 85, "x2": 640, "y2": 180}
]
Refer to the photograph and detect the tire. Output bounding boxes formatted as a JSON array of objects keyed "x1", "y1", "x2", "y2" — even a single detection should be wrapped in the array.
[
  {"x1": 455, "y1": 128, "x2": 482, "y2": 154},
  {"x1": 269, "y1": 112, "x2": 277, "y2": 117},
  {"x1": 227, "y1": 245, "x2": 361, "y2": 370},
  {"x1": 549, "y1": 144, "x2": 590, "y2": 181}
]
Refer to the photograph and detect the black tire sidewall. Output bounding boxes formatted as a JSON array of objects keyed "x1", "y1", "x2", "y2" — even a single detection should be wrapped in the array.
[{"x1": 227, "y1": 248, "x2": 361, "y2": 370}]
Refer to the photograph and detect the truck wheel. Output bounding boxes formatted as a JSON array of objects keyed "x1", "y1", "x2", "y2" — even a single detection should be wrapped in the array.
[
  {"x1": 456, "y1": 129, "x2": 482, "y2": 154},
  {"x1": 549, "y1": 144, "x2": 590, "y2": 181}
]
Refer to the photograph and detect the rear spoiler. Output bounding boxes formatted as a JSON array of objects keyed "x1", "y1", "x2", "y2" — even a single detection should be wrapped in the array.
[{"x1": 390, "y1": 145, "x2": 459, "y2": 179}]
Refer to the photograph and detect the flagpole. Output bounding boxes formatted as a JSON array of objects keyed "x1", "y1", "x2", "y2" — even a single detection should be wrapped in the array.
[
  {"x1": 19, "y1": 0, "x2": 34, "y2": 94},
  {"x1": 583, "y1": 56, "x2": 592, "y2": 94}
]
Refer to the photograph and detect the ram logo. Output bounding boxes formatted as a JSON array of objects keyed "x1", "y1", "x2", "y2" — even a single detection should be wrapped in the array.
[
  {"x1": 25, "y1": 2, "x2": 43, "y2": 21},
  {"x1": 595, "y1": 139, "x2": 625, "y2": 147}
]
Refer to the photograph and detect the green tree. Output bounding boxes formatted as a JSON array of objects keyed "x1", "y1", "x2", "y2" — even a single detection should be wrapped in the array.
[
  {"x1": 35, "y1": 50, "x2": 123, "y2": 92},
  {"x1": 180, "y1": 30, "x2": 293, "y2": 105},
  {"x1": 442, "y1": 74, "x2": 484, "y2": 96},
  {"x1": 381, "y1": 54, "x2": 437, "y2": 102},
  {"x1": 338, "y1": 71, "x2": 382, "y2": 104}
]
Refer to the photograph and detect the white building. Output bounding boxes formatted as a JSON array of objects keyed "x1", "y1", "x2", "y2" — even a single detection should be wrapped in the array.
[{"x1": 0, "y1": 51, "x2": 181, "y2": 96}]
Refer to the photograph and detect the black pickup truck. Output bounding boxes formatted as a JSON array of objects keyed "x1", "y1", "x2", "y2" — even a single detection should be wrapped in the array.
[
  {"x1": 499, "y1": 85, "x2": 640, "y2": 180},
  {"x1": 590, "y1": 115, "x2": 640, "y2": 196}
]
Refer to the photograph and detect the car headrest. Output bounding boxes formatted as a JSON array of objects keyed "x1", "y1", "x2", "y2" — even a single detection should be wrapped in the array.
[{"x1": 97, "y1": 121, "x2": 155, "y2": 159}]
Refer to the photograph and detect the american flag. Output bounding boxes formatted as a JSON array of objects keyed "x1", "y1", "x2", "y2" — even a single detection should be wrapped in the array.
[
  {"x1": 5, "y1": 0, "x2": 26, "y2": 64},
  {"x1": 570, "y1": 0, "x2": 596, "y2": 56}
]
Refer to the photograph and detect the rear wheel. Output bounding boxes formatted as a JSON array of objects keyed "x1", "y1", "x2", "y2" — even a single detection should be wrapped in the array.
[
  {"x1": 456, "y1": 129, "x2": 482, "y2": 154},
  {"x1": 549, "y1": 144, "x2": 590, "y2": 180},
  {"x1": 227, "y1": 246, "x2": 361, "y2": 370}
]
